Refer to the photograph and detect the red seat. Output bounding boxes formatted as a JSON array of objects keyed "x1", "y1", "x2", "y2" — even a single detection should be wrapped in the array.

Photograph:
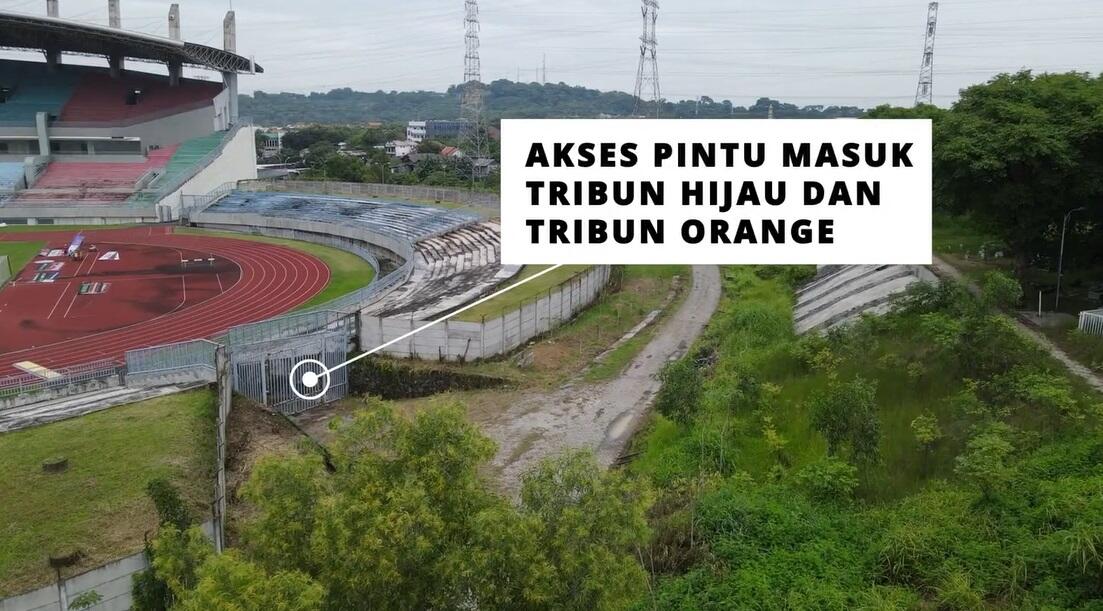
[{"x1": 59, "y1": 72, "x2": 221, "y2": 123}]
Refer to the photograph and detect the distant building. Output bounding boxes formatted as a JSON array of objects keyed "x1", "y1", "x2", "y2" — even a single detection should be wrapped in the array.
[
  {"x1": 385, "y1": 140, "x2": 419, "y2": 157},
  {"x1": 440, "y1": 146, "x2": 463, "y2": 158},
  {"x1": 406, "y1": 119, "x2": 471, "y2": 143},
  {"x1": 473, "y1": 157, "x2": 499, "y2": 178},
  {"x1": 259, "y1": 129, "x2": 284, "y2": 158}
]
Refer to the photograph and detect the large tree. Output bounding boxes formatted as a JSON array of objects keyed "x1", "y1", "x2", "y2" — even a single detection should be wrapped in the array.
[
  {"x1": 141, "y1": 401, "x2": 652, "y2": 610},
  {"x1": 874, "y1": 71, "x2": 1103, "y2": 270}
]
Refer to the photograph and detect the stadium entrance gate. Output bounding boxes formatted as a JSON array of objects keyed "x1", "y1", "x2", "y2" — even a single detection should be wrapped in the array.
[{"x1": 230, "y1": 332, "x2": 351, "y2": 415}]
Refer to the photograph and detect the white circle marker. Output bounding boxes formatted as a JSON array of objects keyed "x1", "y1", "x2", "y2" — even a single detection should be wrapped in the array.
[
  {"x1": 302, "y1": 371, "x2": 319, "y2": 388},
  {"x1": 289, "y1": 359, "x2": 331, "y2": 401}
]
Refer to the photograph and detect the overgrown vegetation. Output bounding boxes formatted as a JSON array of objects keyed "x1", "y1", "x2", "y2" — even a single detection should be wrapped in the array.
[
  {"x1": 139, "y1": 401, "x2": 653, "y2": 610},
  {"x1": 630, "y1": 267, "x2": 1103, "y2": 608},
  {"x1": 0, "y1": 390, "x2": 215, "y2": 596}
]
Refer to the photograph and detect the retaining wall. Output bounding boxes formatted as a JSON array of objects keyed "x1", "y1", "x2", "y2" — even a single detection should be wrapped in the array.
[
  {"x1": 361, "y1": 266, "x2": 612, "y2": 360},
  {"x1": 0, "y1": 523, "x2": 215, "y2": 611}
]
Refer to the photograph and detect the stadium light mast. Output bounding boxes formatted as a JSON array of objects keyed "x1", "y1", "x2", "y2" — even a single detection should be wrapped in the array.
[
  {"x1": 460, "y1": 0, "x2": 484, "y2": 187},
  {"x1": 914, "y1": 2, "x2": 939, "y2": 106},
  {"x1": 633, "y1": 0, "x2": 660, "y2": 117}
]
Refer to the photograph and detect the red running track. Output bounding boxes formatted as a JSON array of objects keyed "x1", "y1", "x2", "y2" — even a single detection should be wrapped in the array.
[{"x1": 0, "y1": 226, "x2": 330, "y2": 377}]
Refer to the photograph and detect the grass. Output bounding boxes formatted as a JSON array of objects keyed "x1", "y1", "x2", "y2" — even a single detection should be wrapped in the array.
[
  {"x1": 629, "y1": 267, "x2": 1097, "y2": 502},
  {"x1": 178, "y1": 228, "x2": 376, "y2": 310},
  {"x1": 453, "y1": 265, "x2": 591, "y2": 322},
  {"x1": 0, "y1": 241, "x2": 43, "y2": 280},
  {"x1": 0, "y1": 390, "x2": 216, "y2": 596}
]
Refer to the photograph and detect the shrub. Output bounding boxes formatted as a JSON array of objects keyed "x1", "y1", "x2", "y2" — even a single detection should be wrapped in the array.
[
  {"x1": 794, "y1": 458, "x2": 859, "y2": 503},
  {"x1": 809, "y1": 376, "x2": 882, "y2": 463},
  {"x1": 146, "y1": 478, "x2": 190, "y2": 531},
  {"x1": 656, "y1": 358, "x2": 703, "y2": 424}
]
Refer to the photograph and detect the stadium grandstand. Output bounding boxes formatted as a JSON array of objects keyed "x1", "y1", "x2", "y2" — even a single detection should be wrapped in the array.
[
  {"x1": 0, "y1": 1, "x2": 259, "y2": 221},
  {"x1": 196, "y1": 191, "x2": 521, "y2": 320}
]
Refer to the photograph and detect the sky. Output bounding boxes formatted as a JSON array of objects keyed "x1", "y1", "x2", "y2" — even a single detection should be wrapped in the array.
[{"x1": 1, "y1": 0, "x2": 1101, "y2": 108}]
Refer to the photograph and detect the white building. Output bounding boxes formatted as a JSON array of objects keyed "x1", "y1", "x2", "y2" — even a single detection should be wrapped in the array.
[
  {"x1": 385, "y1": 140, "x2": 419, "y2": 157},
  {"x1": 406, "y1": 121, "x2": 427, "y2": 143}
]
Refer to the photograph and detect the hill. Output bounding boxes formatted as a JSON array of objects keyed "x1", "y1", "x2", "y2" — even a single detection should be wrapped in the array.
[{"x1": 239, "y1": 80, "x2": 866, "y2": 125}]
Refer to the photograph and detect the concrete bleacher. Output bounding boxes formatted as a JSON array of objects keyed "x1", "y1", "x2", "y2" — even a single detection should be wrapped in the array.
[
  {"x1": 203, "y1": 191, "x2": 478, "y2": 241},
  {"x1": 793, "y1": 265, "x2": 938, "y2": 334},
  {"x1": 364, "y1": 221, "x2": 520, "y2": 319},
  {"x1": 0, "y1": 61, "x2": 79, "y2": 123},
  {"x1": 200, "y1": 192, "x2": 518, "y2": 319},
  {"x1": 15, "y1": 146, "x2": 176, "y2": 204},
  {"x1": 129, "y1": 132, "x2": 230, "y2": 203},
  {"x1": 60, "y1": 72, "x2": 221, "y2": 123},
  {"x1": 0, "y1": 162, "x2": 25, "y2": 192}
]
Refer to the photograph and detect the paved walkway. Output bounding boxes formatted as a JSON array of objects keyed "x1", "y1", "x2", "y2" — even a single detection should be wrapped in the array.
[
  {"x1": 483, "y1": 265, "x2": 723, "y2": 493},
  {"x1": 931, "y1": 256, "x2": 1103, "y2": 392}
]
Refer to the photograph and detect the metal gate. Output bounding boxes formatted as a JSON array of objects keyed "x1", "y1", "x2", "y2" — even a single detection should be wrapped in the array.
[{"x1": 230, "y1": 332, "x2": 350, "y2": 415}]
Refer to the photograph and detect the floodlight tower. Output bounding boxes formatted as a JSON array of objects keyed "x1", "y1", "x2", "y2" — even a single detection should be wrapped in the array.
[
  {"x1": 914, "y1": 2, "x2": 939, "y2": 106},
  {"x1": 633, "y1": 0, "x2": 661, "y2": 117},
  {"x1": 460, "y1": 0, "x2": 484, "y2": 185}
]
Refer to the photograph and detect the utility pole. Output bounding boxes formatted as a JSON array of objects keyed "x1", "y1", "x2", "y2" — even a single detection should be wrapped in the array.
[
  {"x1": 1055, "y1": 206, "x2": 1085, "y2": 312},
  {"x1": 460, "y1": 0, "x2": 484, "y2": 189},
  {"x1": 542, "y1": 53, "x2": 547, "y2": 84},
  {"x1": 633, "y1": 0, "x2": 660, "y2": 118},
  {"x1": 914, "y1": 2, "x2": 938, "y2": 106}
]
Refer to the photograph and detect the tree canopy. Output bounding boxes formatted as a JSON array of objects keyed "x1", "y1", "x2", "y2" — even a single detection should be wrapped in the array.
[{"x1": 142, "y1": 401, "x2": 652, "y2": 610}]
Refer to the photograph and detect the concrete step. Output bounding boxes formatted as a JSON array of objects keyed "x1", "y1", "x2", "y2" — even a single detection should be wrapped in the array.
[{"x1": 0, "y1": 383, "x2": 203, "y2": 432}]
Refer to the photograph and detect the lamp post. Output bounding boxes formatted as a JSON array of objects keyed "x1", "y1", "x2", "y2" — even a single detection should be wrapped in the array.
[{"x1": 1055, "y1": 206, "x2": 1086, "y2": 311}]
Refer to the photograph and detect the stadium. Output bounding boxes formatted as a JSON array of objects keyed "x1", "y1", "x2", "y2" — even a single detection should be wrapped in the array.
[{"x1": 0, "y1": 0, "x2": 593, "y2": 430}]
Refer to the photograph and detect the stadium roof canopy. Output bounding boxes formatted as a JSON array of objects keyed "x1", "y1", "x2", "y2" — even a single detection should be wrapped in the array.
[{"x1": 0, "y1": 10, "x2": 262, "y2": 74}]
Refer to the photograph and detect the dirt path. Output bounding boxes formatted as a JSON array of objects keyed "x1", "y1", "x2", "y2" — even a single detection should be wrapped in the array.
[
  {"x1": 932, "y1": 255, "x2": 1103, "y2": 392},
  {"x1": 482, "y1": 265, "x2": 722, "y2": 493}
]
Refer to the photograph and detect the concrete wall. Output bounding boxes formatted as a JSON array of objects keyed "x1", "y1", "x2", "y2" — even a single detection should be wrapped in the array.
[
  {"x1": 0, "y1": 523, "x2": 215, "y2": 611},
  {"x1": 361, "y1": 266, "x2": 612, "y2": 360},
  {"x1": 160, "y1": 125, "x2": 258, "y2": 219},
  {"x1": 0, "y1": 208, "x2": 158, "y2": 225}
]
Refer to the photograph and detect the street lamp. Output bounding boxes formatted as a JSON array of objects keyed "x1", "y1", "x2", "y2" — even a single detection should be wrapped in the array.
[{"x1": 1055, "y1": 206, "x2": 1086, "y2": 311}]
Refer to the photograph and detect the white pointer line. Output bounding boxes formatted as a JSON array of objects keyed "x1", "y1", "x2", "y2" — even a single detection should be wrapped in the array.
[{"x1": 322, "y1": 264, "x2": 565, "y2": 375}]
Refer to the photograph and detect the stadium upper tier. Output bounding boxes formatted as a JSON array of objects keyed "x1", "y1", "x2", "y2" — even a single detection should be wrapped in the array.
[
  {"x1": 0, "y1": 60, "x2": 220, "y2": 125},
  {"x1": 204, "y1": 192, "x2": 479, "y2": 241},
  {"x1": 61, "y1": 71, "x2": 222, "y2": 123},
  {"x1": 0, "y1": 61, "x2": 79, "y2": 123}
]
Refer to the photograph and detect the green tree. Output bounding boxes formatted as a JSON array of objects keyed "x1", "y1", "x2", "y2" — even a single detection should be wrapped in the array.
[
  {"x1": 520, "y1": 451, "x2": 653, "y2": 611},
  {"x1": 143, "y1": 401, "x2": 652, "y2": 610},
  {"x1": 980, "y1": 271, "x2": 1023, "y2": 311},
  {"x1": 810, "y1": 376, "x2": 882, "y2": 463},
  {"x1": 954, "y1": 424, "x2": 1015, "y2": 502},
  {"x1": 176, "y1": 553, "x2": 324, "y2": 611},
  {"x1": 655, "y1": 358, "x2": 703, "y2": 424},
  {"x1": 910, "y1": 413, "x2": 942, "y2": 451}
]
